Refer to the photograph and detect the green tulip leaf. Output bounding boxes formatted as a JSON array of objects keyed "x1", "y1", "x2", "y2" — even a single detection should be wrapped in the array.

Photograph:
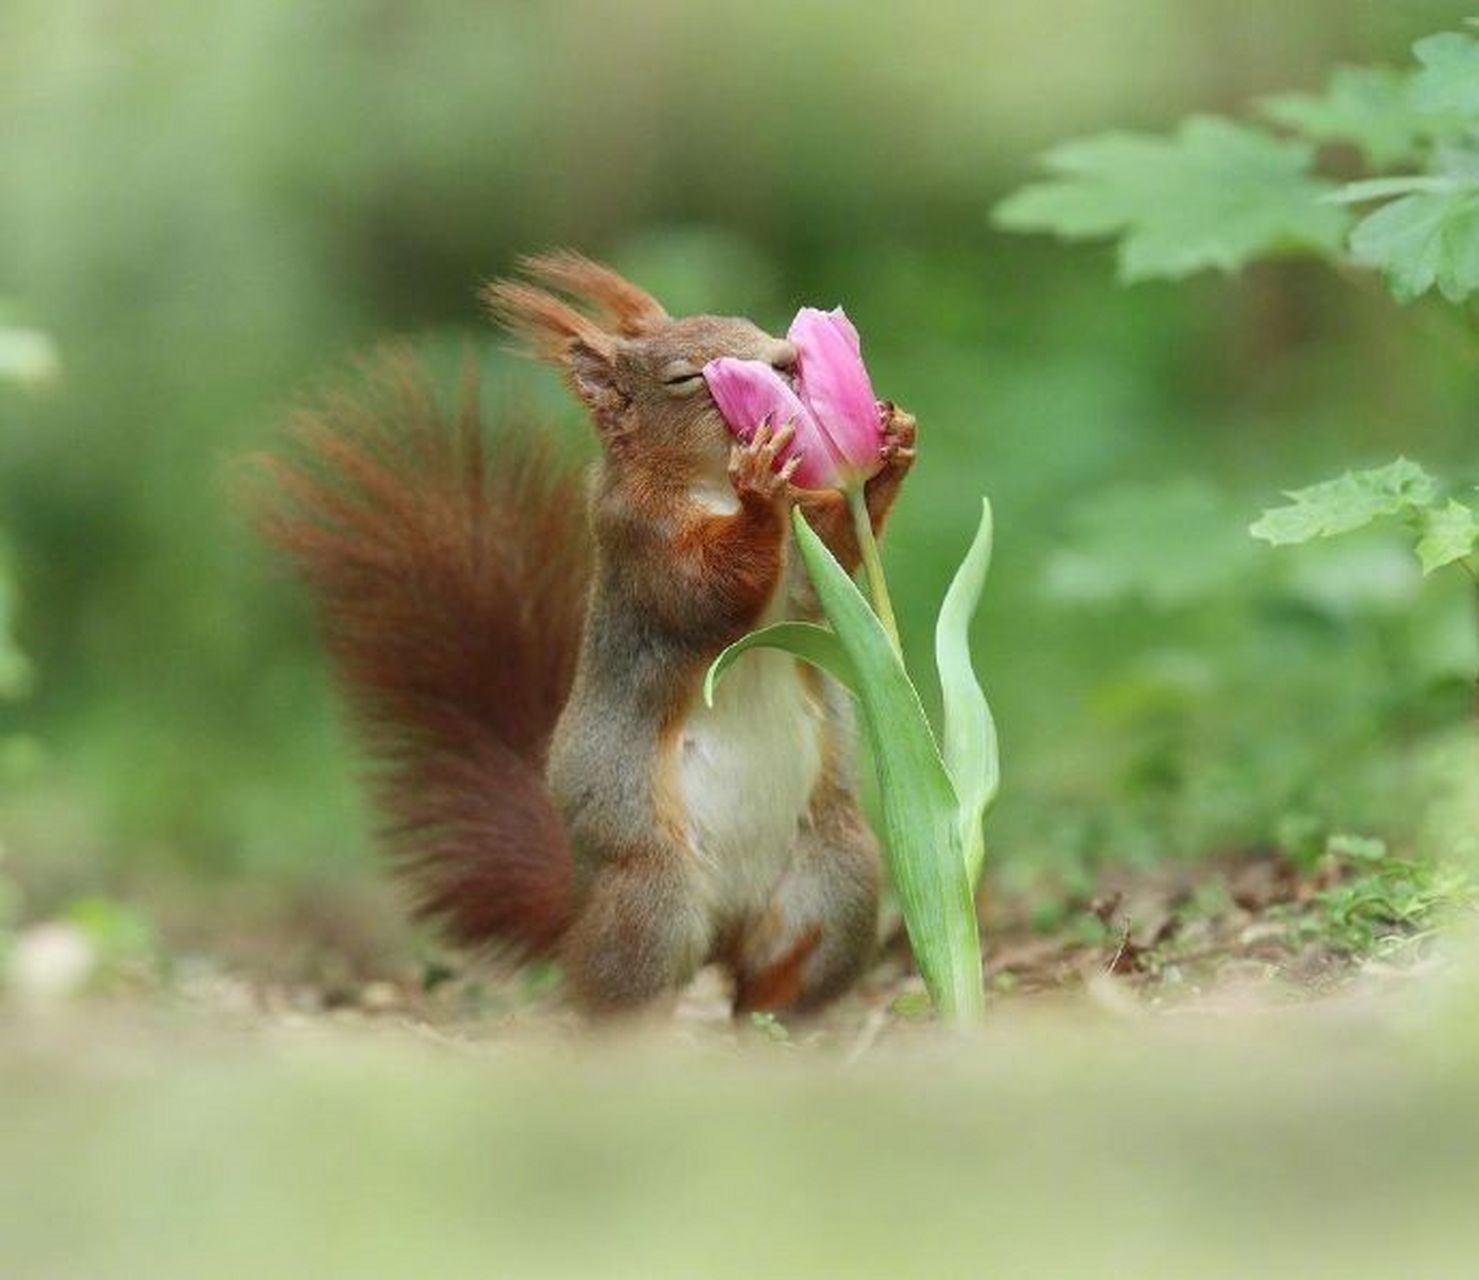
[
  {"x1": 790, "y1": 507, "x2": 983, "y2": 1022},
  {"x1": 703, "y1": 622, "x2": 857, "y2": 708},
  {"x1": 934, "y1": 498, "x2": 999, "y2": 889}
]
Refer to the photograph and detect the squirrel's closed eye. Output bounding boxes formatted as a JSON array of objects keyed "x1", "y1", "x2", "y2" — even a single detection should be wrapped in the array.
[{"x1": 660, "y1": 362, "x2": 704, "y2": 396}]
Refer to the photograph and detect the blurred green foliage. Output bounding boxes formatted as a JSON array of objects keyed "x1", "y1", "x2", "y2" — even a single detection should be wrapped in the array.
[
  {"x1": 1, "y1": 0, "x2": 1477, "y2": 950},
  {"x1": 998, "y1": 23, "x2": 1479, "y2": 301},
  {"x1": 994, "y1": 118, "x2": 1351, "y2": 280},
  {"x1": 1251, "y1": 456, "x2": 1479, "y2": 574}
]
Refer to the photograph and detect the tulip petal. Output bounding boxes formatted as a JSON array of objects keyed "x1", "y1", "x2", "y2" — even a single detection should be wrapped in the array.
[
  {"x1": 787, "y1": 308, "x2": 883, "y2": 486},
  {"x1": 702, "y1": 357, "x2": 841, "y2": 490},
  {"x1": 828, "y1": 306, "x2": 862, "y2": 356}
]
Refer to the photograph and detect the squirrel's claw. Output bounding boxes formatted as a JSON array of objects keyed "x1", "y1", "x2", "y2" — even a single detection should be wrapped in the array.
[
  {"x1": 876, "y1": 402, "x2": 918, "y2": 471},
  {"x1": 729, "y1": 419, "x2": 800, "y2": 505}
]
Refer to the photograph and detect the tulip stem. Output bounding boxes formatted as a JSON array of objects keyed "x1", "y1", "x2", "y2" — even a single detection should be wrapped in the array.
[{"x1": 847, "y1": 487, "x2": 901, "y2": 654}]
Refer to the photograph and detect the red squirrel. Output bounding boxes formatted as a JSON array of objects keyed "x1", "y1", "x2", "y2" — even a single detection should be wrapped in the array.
[{"x1": 256, "y1": 252, "x2": 916, "y2": 1014}]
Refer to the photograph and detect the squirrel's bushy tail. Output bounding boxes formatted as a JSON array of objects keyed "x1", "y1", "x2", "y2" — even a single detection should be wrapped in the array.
[{"x1": 252, "y1": 350, "x2": 588, "y2": 956}]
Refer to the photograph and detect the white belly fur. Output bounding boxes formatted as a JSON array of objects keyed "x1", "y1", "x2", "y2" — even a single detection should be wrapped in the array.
[{"x1": 678, "y1": 635, "x2": 824, "y2": 916}]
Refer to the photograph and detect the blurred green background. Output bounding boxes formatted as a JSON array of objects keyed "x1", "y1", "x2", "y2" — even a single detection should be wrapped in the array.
[{"x1": 2, "y1": 0, "x2": 1476, "y2": 963}]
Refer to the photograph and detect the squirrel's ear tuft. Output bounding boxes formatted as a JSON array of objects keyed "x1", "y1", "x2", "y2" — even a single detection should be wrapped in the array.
[
  {"x1": 482, "y1": 279, "x2": 614, "y2": 362},
  {"x1": 485, "y1": 252, "x2": 658, "y2": 435},
  {"x1": 520, "y1": 250, "x2": 669, "y2": 338},
  {"x1": 484, "y1": 281, "x2": 627, "y2": 430}
]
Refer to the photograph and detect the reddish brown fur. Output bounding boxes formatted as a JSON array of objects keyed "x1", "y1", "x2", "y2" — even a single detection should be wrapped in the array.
[
  {"x1": 733, "y1": 927, "x2": 824, "y2": 1012},
  {"x1": 248, "y1": 350, "x2": 589, "y2": 955},
  {"x1": 667, "y1": 495, "x2": 788, "y2": 639}
]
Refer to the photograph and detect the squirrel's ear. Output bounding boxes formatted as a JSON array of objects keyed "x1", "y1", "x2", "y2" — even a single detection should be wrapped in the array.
[
  {"x1": 484, "y1": 270, "x2": 640, "y2": 435},
  {"x1": 564, "y1": 337, "x2": 628, "y2": 431},
  {"x1": 484, "y1": 279, "x2": 628, "y2": 431}
]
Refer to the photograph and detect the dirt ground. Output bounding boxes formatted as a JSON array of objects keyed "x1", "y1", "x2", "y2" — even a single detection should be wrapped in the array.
[{"x1": 143, "y1": 847, "x2": 1443, "y2": 1056}]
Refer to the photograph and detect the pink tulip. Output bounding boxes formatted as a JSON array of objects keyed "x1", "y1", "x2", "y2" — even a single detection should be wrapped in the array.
[
  {"x1": 787, "y1": 307, "x2": 883, "y2": 489},
  {"x1": 703, "y1": 306, "x2": 884, "y2": 492},
  {"x1": 702, "y1": 357, "x2": 836, "y2": 490}
]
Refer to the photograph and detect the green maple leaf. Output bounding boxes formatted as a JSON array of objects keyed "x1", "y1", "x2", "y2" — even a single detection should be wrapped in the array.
[
  {"x1": 1415, "y1": 498, "x2": 1479, "y2": 574},
  {"x1": 1250, "y1": 458, "x2": 1438, "y2": 546},
  {"x1": 1260, "y1": 66, "x2": 1428, "y2": 169},
  {"x1": 1345, "y1": 178, "x2": 1479, "y2": 303},
  {"x1": 993, "y1": 117, "x2": 1351, "y2": 282},
  {"x1": 1410, "y1": 32, "x2": 1479, "y2": 118}
]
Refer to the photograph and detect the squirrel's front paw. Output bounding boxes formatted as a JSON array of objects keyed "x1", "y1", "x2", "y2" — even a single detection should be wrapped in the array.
[
  {"x1": 729, "y1": 421, "x2": 801, "y2": 505},
  {"x1": 876, "y1": 401, "x2": 917, "y2": 473}
]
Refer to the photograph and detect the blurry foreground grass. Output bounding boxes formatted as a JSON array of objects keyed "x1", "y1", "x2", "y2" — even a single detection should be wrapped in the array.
[
  {"x1": 8, "y1": 956, "x2": 1479, "y2": 1280},
  {"x1": 5, "y1": 728, "x2": 1477, "y2": 1278}
]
